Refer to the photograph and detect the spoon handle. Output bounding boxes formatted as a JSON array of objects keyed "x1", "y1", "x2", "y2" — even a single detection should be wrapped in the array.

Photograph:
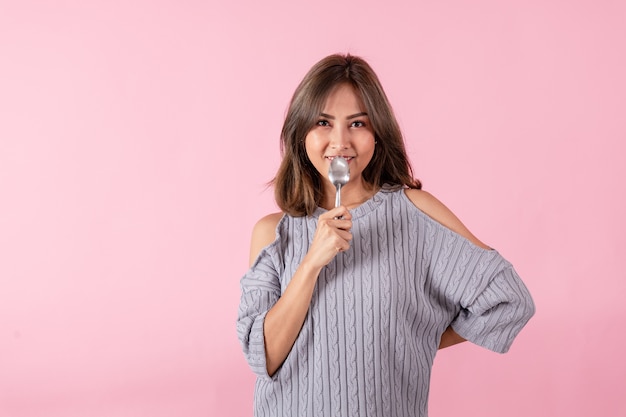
[{"x1": 335, "y1": 184, "x2": 342, "y2": 208}]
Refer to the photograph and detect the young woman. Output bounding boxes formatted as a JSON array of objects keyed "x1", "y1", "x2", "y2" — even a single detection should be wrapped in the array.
[{"x1": 237, "y1": 53, "x2": 534, "y2": 417}]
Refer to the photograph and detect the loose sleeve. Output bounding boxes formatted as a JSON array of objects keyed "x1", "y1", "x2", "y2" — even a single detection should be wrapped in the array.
[
  {"x1": 450, "y1": 265, "x2": 535, "y2": 353},
  {"x1": 236, "y1": 243, "x2": 282, "y2": 379},
  {"x1": 419, "y1": 208, "x2": 535, "y2": 354}
]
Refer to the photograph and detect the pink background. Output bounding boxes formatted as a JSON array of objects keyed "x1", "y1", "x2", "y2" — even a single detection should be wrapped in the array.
[{"x1": 1, "y1": 1, "x2": 625, "y2": 416}]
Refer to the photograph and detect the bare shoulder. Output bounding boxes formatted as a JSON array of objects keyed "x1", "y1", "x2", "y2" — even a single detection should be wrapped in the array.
[
  {"x1": 404, "y1": 189, "x2": 490, "y2": 249},
  {"x1": 249, "y1": 212, "x2": 284, "y2": 266}
]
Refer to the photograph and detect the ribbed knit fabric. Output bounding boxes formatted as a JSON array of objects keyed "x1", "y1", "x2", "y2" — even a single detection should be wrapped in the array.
[{"x1": 237, "y1": 187, "x2": 535, "y2": 417}]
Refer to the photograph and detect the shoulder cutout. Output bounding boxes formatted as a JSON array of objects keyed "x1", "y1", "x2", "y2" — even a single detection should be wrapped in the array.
[
  {"x1": 249, "y1": 212, "x2": 283, "y2": 267},
  {"x1": 404, "y1": 189, "x2": 490, "y2": 249}
]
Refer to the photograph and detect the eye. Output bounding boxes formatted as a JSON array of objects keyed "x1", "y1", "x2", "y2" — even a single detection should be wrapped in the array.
[
  {"x1": 316, "y1": 119, "x2": 330, "y2": 127},
  {"x1": 351, "y1": 120, "x2": 366, "y2": 128}
]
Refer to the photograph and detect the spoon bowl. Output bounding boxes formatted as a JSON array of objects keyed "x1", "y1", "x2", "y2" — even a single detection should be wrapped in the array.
[{"x1": 328, "y1": 156, "x2": 350, "y2": 207}]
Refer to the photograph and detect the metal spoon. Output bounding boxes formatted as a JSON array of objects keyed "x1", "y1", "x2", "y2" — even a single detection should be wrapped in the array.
[{"x1": 328, "y1": 156, "x2": 350, "y2": 207}]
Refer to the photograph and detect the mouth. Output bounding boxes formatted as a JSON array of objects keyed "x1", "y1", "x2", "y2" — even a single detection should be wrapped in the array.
[{"x1": 325, "y1": 156, "x2": 354, "y2": 163}]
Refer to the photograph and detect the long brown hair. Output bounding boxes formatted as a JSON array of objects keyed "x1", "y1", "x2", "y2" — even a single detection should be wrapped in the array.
[{"x1": 273, "y1": 53, "x2": 421, "y2": 216}]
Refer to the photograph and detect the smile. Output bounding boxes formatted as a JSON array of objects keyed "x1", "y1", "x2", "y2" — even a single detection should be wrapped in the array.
[{"x1": 325, "y1": 156, "x2": 354, "y2": 162}]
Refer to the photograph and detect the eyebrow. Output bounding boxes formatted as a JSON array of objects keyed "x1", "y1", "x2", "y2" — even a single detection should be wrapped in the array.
[{"x1": 319, "y1": 112, "x2": 368, "y2": 120}]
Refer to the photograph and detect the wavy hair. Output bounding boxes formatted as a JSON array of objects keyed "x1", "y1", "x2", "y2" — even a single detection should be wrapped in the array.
[{"x1": 273, "y1": 53, "x2": 421, "y2": 216}]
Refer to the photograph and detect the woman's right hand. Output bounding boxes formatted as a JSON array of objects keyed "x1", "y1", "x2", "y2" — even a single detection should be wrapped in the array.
[{"x1": 303, "y1": 206, "x2": 353, "y2": 269}]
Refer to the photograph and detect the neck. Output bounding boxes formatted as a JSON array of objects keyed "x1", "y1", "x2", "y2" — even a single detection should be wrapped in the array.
[{"x1": 321, "y1": 179, "x2": 378, "y2": 210}]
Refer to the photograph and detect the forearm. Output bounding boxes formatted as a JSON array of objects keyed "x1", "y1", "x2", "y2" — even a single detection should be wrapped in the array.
[
  {"x1": 263, "y1": 260, "x2": 321, "y2": 376},
  {"x1": 439, "y1": 326, "x2": 466, "y2": 349}
]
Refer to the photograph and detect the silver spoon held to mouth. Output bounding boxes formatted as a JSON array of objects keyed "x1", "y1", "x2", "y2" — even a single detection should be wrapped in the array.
[{"x1": 328, "y1": 156, "x2": 350, "y2": 208}]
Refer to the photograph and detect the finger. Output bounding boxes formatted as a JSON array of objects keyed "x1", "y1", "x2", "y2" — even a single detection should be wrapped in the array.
[
  {"x1": 333, "y1": 219, "x2": 353, "y2": 233},
  {"x1": 335, "y1": 238, "x2": 351, "y2": 252},
  {"x1": 324, "y1": 206, "x2": 350, "y2": 220}
]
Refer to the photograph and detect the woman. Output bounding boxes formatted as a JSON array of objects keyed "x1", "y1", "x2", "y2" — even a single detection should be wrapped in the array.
[{"x1": 237, "y1": 53, "x2": 535, "y2": 417}]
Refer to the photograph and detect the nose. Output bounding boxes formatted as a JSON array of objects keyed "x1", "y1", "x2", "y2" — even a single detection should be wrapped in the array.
[{"x1": 330, "y1": 125, "x2": 350, "y2": 150}]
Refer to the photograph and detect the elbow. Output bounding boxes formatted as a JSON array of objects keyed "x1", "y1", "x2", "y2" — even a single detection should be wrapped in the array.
[
  {"x1": 237, "y1": 313, "x2": 276, "y2": 380},
  {"x1": 510, "y1": 290, "x2": 536, "y2": 331},
  {"x1": 508, "y1": 271, "x2": 536, "y2": 326},
  {"x1": 522, "y1": 296, "x2": 536, "y2": 324},
  {"x1": 517, "y1": 282, "x2": 536, "y2": 323}
]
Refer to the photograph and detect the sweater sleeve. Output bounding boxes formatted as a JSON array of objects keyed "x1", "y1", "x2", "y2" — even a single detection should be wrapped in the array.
[
  {"x1": 236, "y1": 242, "x2": 282, "y2": 380},
  {"x1": 450, "y1": 264, "x2": 535, "y2": 353},
  {"x1": 420, "y1": 210, "x2": 535, "y2": 353}
]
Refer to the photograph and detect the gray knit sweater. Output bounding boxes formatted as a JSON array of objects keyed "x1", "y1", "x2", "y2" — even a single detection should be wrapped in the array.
[{"x1": 237, "y1": 187, "x2": 535, "y2": 417}]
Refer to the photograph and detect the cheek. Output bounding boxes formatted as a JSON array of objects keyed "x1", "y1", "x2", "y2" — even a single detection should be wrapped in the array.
[
  {"x1": 304, "y1": 131, "x2": 324, "y2": 153},
  {"x1": 304, "y1": 135, "x2": 313, "y2": 156},
  {"x1": 304, "y1": 134, "x2": 318, "y2": 162},
  {"x1": 355, "y1": 133, "x2": 376, "y2": 151}
]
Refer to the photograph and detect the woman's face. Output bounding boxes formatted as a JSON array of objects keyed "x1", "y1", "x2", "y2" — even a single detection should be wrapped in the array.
[{"x1": 305, "y1": 83, "x2": 376, "y2": 189}]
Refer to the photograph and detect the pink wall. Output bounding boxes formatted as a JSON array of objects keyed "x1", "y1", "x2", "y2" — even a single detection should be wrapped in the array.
[{"x1": 1, "y1": 1, "x2": 624, "y2": 416}]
